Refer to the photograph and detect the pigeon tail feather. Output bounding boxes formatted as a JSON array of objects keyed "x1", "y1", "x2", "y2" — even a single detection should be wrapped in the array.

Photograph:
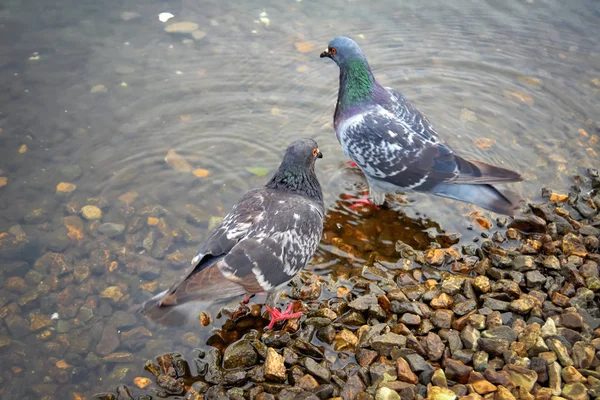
[
  {"x1": 432, "y1": 183, "x2": 522, "y2": 216},
  {"x1": 455, "y1": 157, "x2": 523, "y2": 184},
  {"x1": 139, "y1": 289, "x2": 241, "y2": 326}
]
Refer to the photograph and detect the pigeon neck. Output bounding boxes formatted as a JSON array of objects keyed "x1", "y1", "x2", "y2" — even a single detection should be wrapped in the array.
[
  {"x1": 266, "y1": 165, "x2": 324, "y2": 206},
  {"x1": 336, "y1": 58, "x2": 376, "y2": 114}
]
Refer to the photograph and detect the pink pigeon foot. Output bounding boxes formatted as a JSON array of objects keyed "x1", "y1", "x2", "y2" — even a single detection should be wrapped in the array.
[
  {"x1": 265, "y1": 303, "x2": 303, "y2": 330},
  {"x1": 342, "y1": 193, "x2": 380, "y2": 210},
  {"x1": 346, "y1": 161, "x2": 358, "y2": 167}
]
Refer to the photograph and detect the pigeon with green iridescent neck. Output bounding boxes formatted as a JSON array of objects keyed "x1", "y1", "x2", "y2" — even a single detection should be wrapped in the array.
[
  {"x1": 320, "y1": 36, "x2": 523, "y2": 215},
  {"x1": 141, "y1": 139, "x2": 324, "y2": 329}
]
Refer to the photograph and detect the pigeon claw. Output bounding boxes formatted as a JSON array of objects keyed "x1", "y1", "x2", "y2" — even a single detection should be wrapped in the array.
[
  {"x1": 265, "y1": 303, "x2": 303, "y2": 330},
  {"x1": 343, "y1": 193, "x2": 379, "y2": 210}
]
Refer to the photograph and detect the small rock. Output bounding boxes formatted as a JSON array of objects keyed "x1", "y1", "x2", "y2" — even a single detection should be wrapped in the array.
[
  {"x1": 396, "y1": 357, "x2": 418, "y2": 384},
  {"x1": 375, "y1": 387, "x2": 401, "y2": 400},
  {"x1": 508, "y1": 214, "x2": 547, "y2": 234},
  {"x1": 561, "y1": 382, "x2": 589, "y2": 400},
  {"x1": 81, "y1": 205, "x2": 102, "y2": 220},
  {"x1": 339, "y1": 374, "x2": 365, "y2": 400},
  {"x1": 334, "y1": 329, "x2": 358, "y2": 351},
  {"x1": 561, "y1": 311, "x2": 584, "y2": 330},
  {"x1": 264, "y1": 348, "x2": 286, "y2": 382},
  {"x1": 96, "y1": 326, "x2": 120, "y2": 356},
  {"x1": 504, "y1": 364, "x2": 537, "y2": 392},
  {"x1": 303, "y1": 358, "x2": 330, "y2": 383},
  {"x1": 427, "y1": 386, "x2": 457, "y2": 400},
  {"x1": 98, "y1": 223, "x2": 125, "y2": 238},
  {"x1": 223, "y1": 339, "x2": 257, "y2": 369},
  {"x1": 165, "y1": 21, "x2": 199, "y2": 33}
]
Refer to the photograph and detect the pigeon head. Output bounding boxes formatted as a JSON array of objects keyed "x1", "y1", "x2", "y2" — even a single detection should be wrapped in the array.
[
  {"x1": 280, "y1": 138, "x2": 323, "y2": 169},
  {"x1": 267, "y1": 138, "x2": 323, "y2": 203},
  {"x1": 320, "y1": 36, "x2": 367, "y2": 67},
  {"x1": 320, "y1": 36, "x2": 379, "y2": 113}
]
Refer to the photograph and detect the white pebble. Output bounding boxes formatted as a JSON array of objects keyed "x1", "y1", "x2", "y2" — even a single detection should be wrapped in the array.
[{"x1": 158, "y1": 12, "x2": 174, "y2": 22}]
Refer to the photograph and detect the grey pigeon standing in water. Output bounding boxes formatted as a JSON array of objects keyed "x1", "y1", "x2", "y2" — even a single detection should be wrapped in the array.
[
  {"x1": 320, "y1": 36, "x2": 523, "y2": 215},
  {"x1": 141, "y1": 139, "x2": 324, "y2": 329}
]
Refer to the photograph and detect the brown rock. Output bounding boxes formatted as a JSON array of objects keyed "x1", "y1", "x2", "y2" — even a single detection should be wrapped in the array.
[
  {"x1": 356, "y1": 348, "x2": 379, "y2": 367},
  {"x1": 428, "y1": 386, "x2": 458, "y2": 400},
  {"x1": 296, "y1": 374, "x2": 319, "y2": 391},
  {"x1": 432, "y1": 309, "x2": 454, "y2": 329},
  {"x1": 431, "y1": 293, "x2": 454, "y2": 309},
  {"x1": 340, "y1": 374, "x2": 365, "y2": 400},
  {"x1": 495, "y1": 385, "x2": 516, "y2": 400},
  {"x1": 445, "y1": 359, "x2": 472, "y2": 384},
  {"x1": 426, "y1": 332, "x2": 445, "y2": 361},
  {"x1": 5, "y1": 276, "x2": 28, "y2": 294},
  {"x1": 551, "y1": 292, "x2": 570, "y2": 307},
  {"x1": 561, "y1": 312, "x2": 584, "y2": 330},
  {"x1": 264, "y1": 348, "x2": 286, "y2": 382},
  {"x1": 334, "y1": 329, "x2": 358, "y2": 352},
  {"x1": 572, "y1": 342, "x2": 594, "y2": 369},
  {"x1": 400, "y1": 313, "x2": 421, "y2": 326},
  {"x1": 504, "y1": 364, "x2": 537, "y2": 392},
  {"x1": 29, "y1": 312, "x2": 52, "y2": 332},
  {"x1": 472, "y1": 379, "x2": 498, "y2": 395},
  {"x1": 96, "y1": 326, "x2": 120, "y2": 356},
  {"x1": 397, "y1": 357, "x2": 418, "y2": 384},
  {"x1": 426, "y1": 249, "x2": 446, "y2": 266},
  {"x1": 472, "y1": 276, "x2": 491, "y2": 293},
  {"x1": 561, "y1": 366, "x2": 586, "y2": 383}
]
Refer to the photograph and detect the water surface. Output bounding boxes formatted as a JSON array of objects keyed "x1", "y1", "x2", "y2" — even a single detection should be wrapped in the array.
[{"x1": 0, "y1": 0, "x2": 599, "y2": 398}]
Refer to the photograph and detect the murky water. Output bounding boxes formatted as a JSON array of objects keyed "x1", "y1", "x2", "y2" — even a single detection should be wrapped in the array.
[{"x1": 0, "y1": 0, "x2": 599, "y2": 398}]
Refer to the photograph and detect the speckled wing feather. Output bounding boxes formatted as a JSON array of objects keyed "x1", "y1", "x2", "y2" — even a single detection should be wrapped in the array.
[
  {"x1": 339, "y1": 88, "x2": 522, "y2": 192},
  {"x1": 339, "y1": 104, "x2": 460, "y2": 192},
  {"x1": 157, "y1": 187, "x2": 324, "y2": 306}
]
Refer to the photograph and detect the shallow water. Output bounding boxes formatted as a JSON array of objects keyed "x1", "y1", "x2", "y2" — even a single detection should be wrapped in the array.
[{"x1": 0, "y1": 0, "x2": 599, "y2": 398}]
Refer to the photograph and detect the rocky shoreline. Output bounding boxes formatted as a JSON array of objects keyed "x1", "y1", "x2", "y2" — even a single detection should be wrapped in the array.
[{"x1": 96, "y1": 169, "x2": 599, "y2": 400}]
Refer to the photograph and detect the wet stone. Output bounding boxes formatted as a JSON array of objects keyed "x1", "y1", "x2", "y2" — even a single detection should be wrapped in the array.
[
  {"x1": 561, "y1": 382, "x2": 589, "y2": 400},
  {"x1": 561, "y1": 311, "x2": 584, "y2": 330},
  {"x1": 339, "y1": 374, "x2": 365, "y2": 400},
  {"x1": 303, "y1": 358, "x2": 330, "y2": 383},
  {"x1": 98, "y1": 223, "x2": 125, "y2": 238},
  {"x1": 431, "y1": 309, "x2": 453, "y2": 329},
  {"x1": 96, "y1": 326, "x2": 120, "y2": 356},
  {"x1": 370, "y1": 333, "x2": 407, "y2": 356}
]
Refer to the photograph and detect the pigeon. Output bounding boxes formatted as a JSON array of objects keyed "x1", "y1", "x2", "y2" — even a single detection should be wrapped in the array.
[
  {"x1": 141, "y1": 138, "x2": 324, "y2": 329},
  {"x1": 320, "y1": 36, "x2": 523, "y2": 215}
]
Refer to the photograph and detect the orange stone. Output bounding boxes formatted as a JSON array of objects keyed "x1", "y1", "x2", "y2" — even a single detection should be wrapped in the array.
[
  {"x1": 147, "y1": 217, "x2": 159, "y2": 226},
  {"x1": 474, "y1": 138, "x2": 496, "y2": 150},
  {"x1": 134, "y1": 377, "x2": 152, "y2": 389},
  {"x1": 56, "y1": 182, "x2": 76, "y2": 193},
  {"x1": 193, "y1": 168, "x2": 210, "y2": 178},
  {"x1": 118, "y1": 191, "x2": 138, "y2": 205},
  {"x1": 549, "y1": 193, "x2": 568, "y2": 203},
  {"x1": 56, "y1": 359, "x2": 69, "y2": 369}
]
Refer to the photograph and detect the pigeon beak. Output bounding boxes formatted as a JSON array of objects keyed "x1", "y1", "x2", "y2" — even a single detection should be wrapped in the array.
[
  {"x1": 316, "y1": 149, "x2": 323, "y2": 158},
  {"x1": 320, "y1": 49, "x2": 332, "y2": 59}
]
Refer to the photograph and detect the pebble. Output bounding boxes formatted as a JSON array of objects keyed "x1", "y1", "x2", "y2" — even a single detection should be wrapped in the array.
[
  {"x1": 81, "y1": 205, "x2": 102, "y2": 220},
  {"x1": 165, "y1": 22, "x2": 199, "y2": 33}
]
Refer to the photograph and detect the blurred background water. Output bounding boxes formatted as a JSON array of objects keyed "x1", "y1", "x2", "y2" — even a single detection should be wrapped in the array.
[{"x1": 0, "y1": 0, "x2": 599, "y2": 398}]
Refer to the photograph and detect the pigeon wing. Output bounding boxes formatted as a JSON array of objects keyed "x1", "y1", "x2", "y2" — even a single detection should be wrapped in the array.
[{"x1": 339, "y1": 106, "x2": 460, "y2": 191}]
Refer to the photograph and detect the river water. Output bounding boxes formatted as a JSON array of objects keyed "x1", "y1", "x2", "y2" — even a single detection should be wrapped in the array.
[{"x1": 0, "y1": 0, "x2": 599, "y2": 398}]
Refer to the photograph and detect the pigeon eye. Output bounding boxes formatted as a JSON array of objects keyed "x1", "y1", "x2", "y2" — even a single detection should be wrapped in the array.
[
  {"x1": 331, "y1": 47, "x2": 337, "y2": 54},
  {"x1": 312, "y1": 148, "x2": 319, "y2": 157}
]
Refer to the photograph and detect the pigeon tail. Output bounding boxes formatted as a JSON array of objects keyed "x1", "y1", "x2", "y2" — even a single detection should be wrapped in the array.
[
  {"x1": 455, "y1": 157, "x2": 523, "y2": 184},
  {"x1": 139, "y1": 290, "x2": 240, "y2": 326},
  {"x1": 432, "y1": 183, "x2": 523, "y2": 216}
]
